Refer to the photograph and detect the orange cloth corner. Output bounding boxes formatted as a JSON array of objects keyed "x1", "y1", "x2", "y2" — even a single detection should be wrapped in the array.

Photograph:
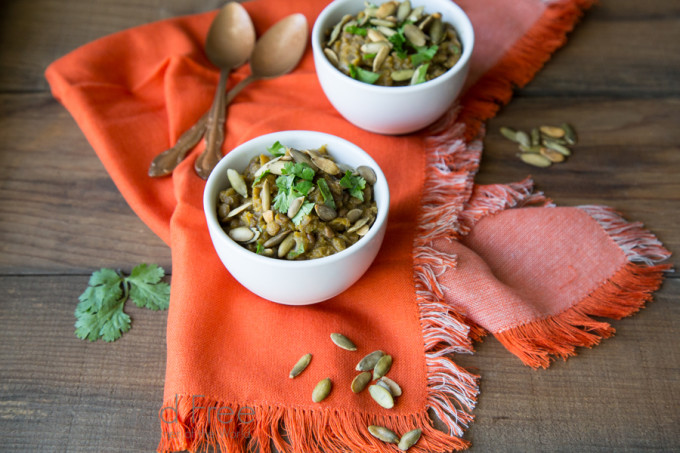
[{"x1": 45, "y1": 0, "x2": 670, "y2": 451}]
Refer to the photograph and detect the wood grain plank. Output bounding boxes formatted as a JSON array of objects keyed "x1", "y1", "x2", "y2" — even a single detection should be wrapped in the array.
[
  {"x1": 0, "y1": 0, "x2": 678, "y2": 95},
  {"x1": 0, "y1": 275, "x2": 677, "y2": 452},
  {"x1": 0, "y1": 94, "x2": 171, "y2": 274}
]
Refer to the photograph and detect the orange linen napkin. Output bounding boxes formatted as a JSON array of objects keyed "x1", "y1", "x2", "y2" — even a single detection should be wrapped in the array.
[{"x1": 46, "y1": 0, "x2": 670, "y2": 451}]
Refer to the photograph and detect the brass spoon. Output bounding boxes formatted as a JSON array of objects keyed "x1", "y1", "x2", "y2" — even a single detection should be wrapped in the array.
[
  {"x1": 194, "y1": 2, "x2": 256, "y2": 179},
  {"x1": 148, "y1": 12, "x2": 308, "y2": 178},
  {"x1": 148, "y1": 3, "x2": 254, "y2": 178}
]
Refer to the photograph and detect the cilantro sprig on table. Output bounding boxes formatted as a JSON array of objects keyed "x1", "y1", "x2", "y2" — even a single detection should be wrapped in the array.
[{"x1": 74, "y1": 263, "x2": 170, "y2": 342}]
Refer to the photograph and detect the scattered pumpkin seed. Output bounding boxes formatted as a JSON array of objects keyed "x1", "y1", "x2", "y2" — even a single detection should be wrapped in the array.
[
  {"x1": 539, "y1": 125, "x2": 566, "y2": 138},
  {"x1": 398, "y1": 428, "x2": 422, "y2": 451},
  {"x1": 330, "y1": 332, "x2": 357, "y2": 351},
  {"x1": 376, "y1": 379, "x2": 393, "y2": 394},
  {"x1": 500, "y1": 123, "x2": 578, "y2": 167},
  {"x1": 312, "y1": 377, "x2": 332, "y2": 403},
  {"x1": 373, "y1": 354, "x2": 393, "y2": 380},
  {"x1": 519, "y1": 152, "x2": 552, "y2": 168},
  {"x1": 500, "y1": 126, "x2": 518, "y2": 142},
  {"x1": 356, "y1": 350, "x2": 385, "y2": 371},
  {"x1": 540, "y1": 147, "x2": 566, "y2": 163},
  {"x1": 515, "y1": 130, "x2": 531, "y2": 147},
  {"x1": 351, "y1": 371, "x2": 372, "y2": 393},
  {"x1": 543, "y1": 139, "x2": 572, "y2": 156},
  {"x1": 368, "y1": 425, "x2": 400, "y2": 443},
  {"x1": 227, "y1": 168, "x2": 248, "y2": 198},
  {"x1": 369, "y1": 384, "x2": 395, "y2": 409},
  {"x1": 561, "y1": 122, "x2": 578, "y2": 145},
  {"x1": 379, "y1": 376, "x2": 403, "y2": 397},
  {"x1": 289, "y1": 353, "x2": 312, "y2": 378}
]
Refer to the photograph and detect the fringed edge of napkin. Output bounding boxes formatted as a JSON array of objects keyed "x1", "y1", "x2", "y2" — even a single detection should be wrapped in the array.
[
  {"x1": 492, "y1": 205, "x2": 672, "y2": 369},
  {"x1": 158, "y1": 397, "x2": 478, "y2": 453}
]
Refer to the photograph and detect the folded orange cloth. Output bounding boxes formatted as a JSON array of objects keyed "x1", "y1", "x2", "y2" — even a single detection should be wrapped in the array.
[{"x1": 45, "y1": 0, "x2": 670, "y2": 451}]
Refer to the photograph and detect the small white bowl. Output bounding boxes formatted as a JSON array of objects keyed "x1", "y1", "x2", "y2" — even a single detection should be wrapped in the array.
[
  {"x1": 203, "y1": 131, "x2": 390, "y2": 305},
  {"x1": 312, "y1": 0, "x2": 474, "y2": 135}
]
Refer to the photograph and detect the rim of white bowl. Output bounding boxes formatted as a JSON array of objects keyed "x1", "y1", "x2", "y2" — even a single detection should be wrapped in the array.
[
  {"x1": 311, "y1": 0, "x2": 475, "y2": 94},
  {"x1": 203, "y1": 131, "x2": 390, "y2": 270}
]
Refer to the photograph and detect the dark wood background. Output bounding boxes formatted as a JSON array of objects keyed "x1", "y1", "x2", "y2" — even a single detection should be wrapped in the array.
[{"x1": 1, "y1": 0, "x2": 678, "y2": 451}]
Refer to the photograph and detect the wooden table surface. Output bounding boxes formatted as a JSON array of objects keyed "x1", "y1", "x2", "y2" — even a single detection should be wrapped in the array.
[{"x1": 1, "y1": 0, "x2": 678, "y2": 452}]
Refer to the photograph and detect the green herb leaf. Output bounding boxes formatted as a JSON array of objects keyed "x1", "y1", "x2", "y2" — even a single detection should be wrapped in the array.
[
  {"x1": 126, "y1": 263, "x2": 170, "y2": 311},
  {"x1": 291, "y1": 201, "x2": 315, "y2": 226},
  {"x1": 411, "y1": 45, "x2": 438, "y2": 66},
  {"x1": 74, "y1": 265, "x2": 169, "y2": 342},
  {"x1": 252, "y1": 169, "x2": 270, "y2": 186},
  {"x1": 267, "y1": 141, "x2": 286, "y2": 157},
  {"x1": 340, "y1": 170, "x2": 366, "y2": 201},
  {"x1": 317, "y1": 178, "x2": 336, "y2": 209},
  {"x1": 256, "y1": 243, "x2": 264, "y2": 255},
  {"x1": 388, "y1": 28, "x2": 407, "y2": 59},
  {"x1": 362, "y1": 53, "x2": 377, "y2": 60},
  {"x1": 411, "y1": 63, "x2": 429, "y2": 85},
  {"x1": 294, "y1": 179, "x2": 314, "y2": 196},
  {"x1": 349, "y1": 64, "x2": 381, "y2": 84},
  {"x1": 345, "y1": 25, "x2": 367, "y2": 36},
  {"x1": 282, "y1": 162, "x2": 315, "y2": 181}
]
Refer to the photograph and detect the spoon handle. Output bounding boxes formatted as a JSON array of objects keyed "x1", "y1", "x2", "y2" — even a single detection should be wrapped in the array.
[
  {"x1": 148, "y1": 112, "x2": 209, "y2": 177},
  {"x1": 195, "y1": 70, "x2": 229, "y2": 180}
]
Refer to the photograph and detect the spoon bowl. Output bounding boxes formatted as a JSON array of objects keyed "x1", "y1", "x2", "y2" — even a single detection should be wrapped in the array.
[{"x1": 195, "y1": 2, "x2": 256, "y2": 179}]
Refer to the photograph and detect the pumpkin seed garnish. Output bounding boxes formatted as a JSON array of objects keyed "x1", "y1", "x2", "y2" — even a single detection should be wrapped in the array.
[
  {"x1": 312, "y1": 377, "x2": 332, "y2": 403},
  {"x1": 369, "y1": 384, "x2": 395, "y2": 409},
  {"x1": 289, "y1": 353, "x2": 312, "y2": 378},
  {"x1": 373, "y1": 354, "x2": 393, "y2": 380},
  {"x1": 351, "y1": 371, "x2": 372, "y2": 393},
  {"x1": 398, "y1": 428, "x2": 422, "y2": 451},
  {"x1": 330, "y1": 332, "x2": 357, "y2": 351},
  {"x1": 368, "y1": 425, "x2": 400, "y2": 443}
]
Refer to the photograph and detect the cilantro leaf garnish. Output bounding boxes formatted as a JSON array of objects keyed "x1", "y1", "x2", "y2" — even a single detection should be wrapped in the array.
[
  {"x1": 388, "y1": 28, "x2": 408, "y2": 59},
  {"x1": 340, "y1": 170, "x2": 366, "y2": 201},
  {"x1": 317, "y1": 178, "x2": 336, "y2": 209},
  {"x1": 345, "y1": 25, "x2": 367, "y2": 36},
  {"x1": 267, "y1": 141, "x2": 286, "y2": 157},
  {"x1": 411, "y1": 63, "x2": 429, "y2": 85},
  {"x1": 411, "y1": 45, "x2": 438, "y2": 66},
  {"x1": 274, "y1": 162, "x2": 317, "y2": 215},
  {"x1": 349, "y1": 64, "x2": 381, "y2": 85},
  {"x1": 74, "y1": 264, "x2": 170, "y2": 342},
  {"x1": 291, "y1": 201, "x2": 315, "y2": 225}
]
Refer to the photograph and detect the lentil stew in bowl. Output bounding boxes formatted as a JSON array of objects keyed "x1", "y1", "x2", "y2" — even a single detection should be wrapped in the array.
[
  {"x1": 322, "y1": 0, "x2": 463, "y2": 86},
  {"x1": 217, "y1": 142, "x2": 379, "y2": 260}
]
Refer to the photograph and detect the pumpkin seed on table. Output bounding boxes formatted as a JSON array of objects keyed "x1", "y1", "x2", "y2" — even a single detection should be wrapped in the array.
[
  {"x1": 330, "y1": 332, "x2": 357, "y2": 351},
  {"x1": 312, "y1": 377, "x2": 332, "y2": 403},
  {"x1": 351, "y1": 371, "x2": 372, "y2": 393},
  {"x1": 368, "y1": 425, "x2": 400, "y2": 443},
  {"x1": 289, "y1": 353, "x2": 312, "y2": 378},
  {"x1": 499, "y1": 123, "x2": 578, "y2": 167},
  {"x1": 398, "y1": 428, "x2": 422, "y2": 451},
  {"x1": 519, "y1": 152, "x2": 552, "y2": 168}
]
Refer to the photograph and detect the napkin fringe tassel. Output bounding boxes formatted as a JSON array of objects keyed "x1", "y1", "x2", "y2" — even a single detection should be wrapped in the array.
[
  {"x1": 457, "y1": 0, "x2": 597, "y2": 139},
  {"x1": 157, "y1": 394, "x2": 478, "y2": 453},
  {"x1": 493, "y1": 205, "x2": 671, "y2": 369}
]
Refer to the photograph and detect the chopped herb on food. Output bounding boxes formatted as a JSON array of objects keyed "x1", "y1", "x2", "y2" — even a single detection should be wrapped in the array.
[
  {"x1": 267, "y1": 140, "x2": 286, "y2": 157},
  {"x1": 411, "y1": 45, "x2": 438, "y2": 66},
  {"x1": 349, "y1": 64, "x2": 381, "y2": 85},
  {"x1": 340, "y1": 170, "x2": 366, "y2": 201}
]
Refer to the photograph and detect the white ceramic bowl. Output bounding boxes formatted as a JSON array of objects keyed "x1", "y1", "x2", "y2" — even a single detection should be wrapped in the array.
[
  {"x1": 312, "y1": 0, "x2": 474, "y2": 135},
  {"x1": 204, "y1": 131, "x2": 390, "y2": 305}
]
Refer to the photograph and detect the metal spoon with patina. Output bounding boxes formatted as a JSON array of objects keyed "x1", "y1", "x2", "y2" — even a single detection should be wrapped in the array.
[
  {"x1": 148, "y1": 12, "x2": 309, "y2": 178},
  {"x1": 148, "y1": 2, "x2": 255, "y2": 178}
]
